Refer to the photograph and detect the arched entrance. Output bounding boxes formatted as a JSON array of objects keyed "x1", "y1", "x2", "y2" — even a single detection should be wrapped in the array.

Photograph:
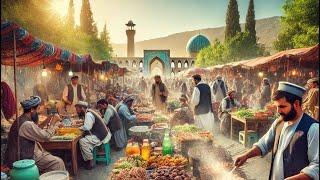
[{"x1": 150, "y1": 57, "x2": 164, "y2": 76}]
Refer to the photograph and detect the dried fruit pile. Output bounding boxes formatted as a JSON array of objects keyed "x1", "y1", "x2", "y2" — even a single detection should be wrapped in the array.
[
  {"x1": 111, "y1": 167, "x2": 147, "y2": 180},
  {"x1": 149, "y1": 166, "x2": 191, "y2": 180},
  {"x1": 147, "y1": 155, "x2": 188, "y2": 169}
]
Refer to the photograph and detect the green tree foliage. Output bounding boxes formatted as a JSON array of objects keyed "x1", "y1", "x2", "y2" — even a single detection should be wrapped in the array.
[
  {"x1": 66, "y1": 0, "x2": 75, "y2": 28},
  {"x1": 195, "y1": 39, "x2": 227, "y2": 67},
  {"x1": 80, "y1": 0, "x2": 95, "y2": 35},
  {"x1": 100, "y1": 23, "x2": 113, "y2": 55},
  {"x1": 245, "y1": 0, "x2": 256, "y2": 44},
  {"x1": 274, "y1": 0, "x2": 319, "y2": 51},
  {"x1": 225, "y1": 0, "x2": 241, "y2": 41},
  {"x1": 1, "y1": 0, "x2": 112, "y2": 60}
]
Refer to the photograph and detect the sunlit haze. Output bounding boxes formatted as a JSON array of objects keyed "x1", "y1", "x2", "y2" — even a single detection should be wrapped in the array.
[{"x1": 52, "y1": 0, "x2": 284, "y2": 44}]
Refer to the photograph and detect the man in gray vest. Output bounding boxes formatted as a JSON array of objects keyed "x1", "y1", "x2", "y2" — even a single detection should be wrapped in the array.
[
  {"x1": 75, "y1": 101, "x2": 111, "y2": 170},
  {"x1": 234, "y1": 82, "x2": 318, "y2": 180},
  {"x1": 62, "y1": 75, "x2": 86, "y2": 111},
  {"x1": 191, "y1": 74, "x2": 215, "y2": 133}
]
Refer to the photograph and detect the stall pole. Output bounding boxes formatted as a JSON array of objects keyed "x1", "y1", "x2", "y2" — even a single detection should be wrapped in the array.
[{"x1": 13, "y1": 29, "x2": 20, "y2": 160}]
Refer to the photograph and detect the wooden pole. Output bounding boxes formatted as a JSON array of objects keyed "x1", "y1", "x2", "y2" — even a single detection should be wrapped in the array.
[{"x1": 13, "y1": 29, "x2": 20, "y2": 160}]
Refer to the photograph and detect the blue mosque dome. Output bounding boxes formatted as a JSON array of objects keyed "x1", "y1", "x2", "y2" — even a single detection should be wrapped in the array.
[{"x1": 186, "y1": 34, "x2": 211, "y2": 57}]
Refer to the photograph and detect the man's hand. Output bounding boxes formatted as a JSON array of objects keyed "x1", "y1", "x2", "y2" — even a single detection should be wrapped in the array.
[
  {"x1": 234, "y1": 154, "x2": 248, "y2": 167},
  {"x1": 51, "y1": 114, "x2": 62, "y2": 125}
]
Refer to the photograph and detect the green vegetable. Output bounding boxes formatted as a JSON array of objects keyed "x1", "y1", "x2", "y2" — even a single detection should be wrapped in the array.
[
  {"x1": 173, "y1": 124, "x2": 200, "y2": 133},
  {"x1": 236, "y1": 109, "x2": 254, "y2": 118}
]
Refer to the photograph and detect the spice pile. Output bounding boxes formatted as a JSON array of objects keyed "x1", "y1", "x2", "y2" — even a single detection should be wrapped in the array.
[
  {"x1": 149, "y1": 166, "x2": 192, "y2": 180},
  {"x1": 147, "y1": 155, "x2": 188, "y2": 169}
]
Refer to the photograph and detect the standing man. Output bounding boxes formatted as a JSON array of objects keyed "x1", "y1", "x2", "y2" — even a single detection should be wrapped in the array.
[
  {"x1": 212, "y1": 75, "x2": 228, "y2": 103},
  {"x1": 234, "y1": 82, "x2": 319, "y2": 180},
  {"x1": 97, "y1": 99, "x2": 127, "y2": 150},
  {"x1": 260, "y1": 78, "x2": 272, "y2": 109},
  {"x1": 180, "y1": 81, "x2": 188, "y2": 96},
  {"x1": 75, "y1": 101, "x2": 111, "y2": 170},
  {"x1": 4, "y1": 96, "x2": 65, "y2": 173},
  {"x1": 218, "y1": 90, "x2": 241, "y2": 136},
  {"x1": 151, "y1": 75, "x2": 169, "y2": 112},
  {"x1": 62, "y1": 75, "x2": 86, "y2": 113},
  {"x1": 139, "y1": 77, "x2": 148, "y2": 95},
  {"x1": 191, "y1": 74, "x2": 215, "y2": 133},
  {"x1": 303, "y1": 77, "x2": 319, "y2": 120}
]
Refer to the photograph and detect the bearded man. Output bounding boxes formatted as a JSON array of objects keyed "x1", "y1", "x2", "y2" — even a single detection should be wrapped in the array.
[{"x1": 235, "y1": 82, "x2": 319, "y2": 180}]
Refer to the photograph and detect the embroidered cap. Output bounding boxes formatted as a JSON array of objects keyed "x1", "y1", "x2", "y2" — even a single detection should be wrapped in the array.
[
  {"x1": 75, "y1": 101, "x2": 88, "y2": 108},
  {"x1": 277, "y1": 81, "x2": 306, "y2": 98}
]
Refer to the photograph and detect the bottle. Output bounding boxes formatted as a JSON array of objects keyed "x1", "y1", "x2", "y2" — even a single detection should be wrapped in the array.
[
  {"x1": 162, "y1": 131, "x2": 174, "y2": 156},
  {"x1": 141, "y1": 139, "x2": 151, "y2": 160},
  {"x1": 125, "y1": 142, "x2": 133, "y2": 156},
  {"x1": 132, "y1": 142, "x2": 141, "y2": 155}
]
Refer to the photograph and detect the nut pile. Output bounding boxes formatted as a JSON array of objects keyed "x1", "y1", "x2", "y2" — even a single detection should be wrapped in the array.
[
  {"x1": 111, "y1": 167, "x2": 147, "y2": 180},
  {"x1": 149, "y1": 166, "x2": 191, "y2": 180}
]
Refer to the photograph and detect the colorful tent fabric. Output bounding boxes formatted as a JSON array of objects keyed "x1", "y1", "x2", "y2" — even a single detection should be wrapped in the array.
[{"x1": 1, "y1": 20, "x2": 91, "y2": 67}]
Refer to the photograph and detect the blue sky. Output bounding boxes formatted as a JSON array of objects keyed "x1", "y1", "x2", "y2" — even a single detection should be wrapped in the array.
[{"x1": 54, "y1": 0, "x2": 285, "y2": 43}]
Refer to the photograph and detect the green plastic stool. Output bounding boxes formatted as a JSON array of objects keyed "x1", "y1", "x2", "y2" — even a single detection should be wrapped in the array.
[
  {"x1": 239, "y1": 130, "x2": 258, "y2": 147},
  {"x1": 93, "y1": 143, "x2": 111, "y2": 165}
]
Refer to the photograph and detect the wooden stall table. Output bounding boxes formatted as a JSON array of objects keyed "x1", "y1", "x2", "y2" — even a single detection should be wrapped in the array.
[
  {"x1": 40, "y1": 135, "x2": 82, "y2": 175},
  {"x1": 230, "y1": 115, "x2": 269, "y2": 147}
]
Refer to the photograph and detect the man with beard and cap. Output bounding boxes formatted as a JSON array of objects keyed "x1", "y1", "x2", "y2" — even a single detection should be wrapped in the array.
[
  {"x1": 62, "y1": 75, "x2": 86, "y2": 113},
  {"x1": 303, "y1": 77, "x2": 319, "y2": 120},
  {"x1": 212, "y1": 75, "x2": 228, "y2": 103},
  {"x1": 97, "y1": 99, "x2": 127, "y2": 150},
  {"x1": 75, "y1": 101, "x2": 111, "y2": 170},
  {"x1": 116, "y1": 96, "x2": 137, "y2": 137},
  {"x1": 151, "y1": 75, "x2": 169, "y2": 112},
  {"x1": 218, "y1": 90, "x2": 241, "y2": 136},
  {"x1": 260, "y1": 78, "x2": 272, "y2": 109},
  {"x1": 235, "y1": 82, "x2": 319, "y2": 180},
  {"x1": 191, "y1": 74, "x2": 215, "y2": 133},
  {"x1": 4, "y1": 96, "x2": 65, "y2": 173}
]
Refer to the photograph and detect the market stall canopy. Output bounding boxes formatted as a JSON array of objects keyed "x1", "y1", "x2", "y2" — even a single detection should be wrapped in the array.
[
  {"x1": 178, "y1": 67, "x2": 209, "y2": 77},
  {"x1": 1, "y1": 20, "x2": 91, "y2": 67},
  {"x1": 241, "y1": 44, "x2": 319, "y2": 69}
]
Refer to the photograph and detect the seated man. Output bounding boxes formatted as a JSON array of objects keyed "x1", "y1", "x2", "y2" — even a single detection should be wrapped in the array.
[
  {"x1": 218, "y1": 90, "x2": 241, "y2": 136},
  {"x1": 116, "y1": 96, "x2": 137, "y2": 137},
  {"x1": 75, "y1": 101, "x2": 111, "y2": 170},
  {"x1": 4, "y1": 96, "x2": 65, "y2": 173},
  {"x1": 170, "y1": 95, "x2": 194, "y2": 126},
  {"x1": 97, "y1": 99, "x2": 127, "y2": 150}
]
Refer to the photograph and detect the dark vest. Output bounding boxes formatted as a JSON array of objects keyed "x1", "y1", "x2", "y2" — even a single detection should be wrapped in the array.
[
  {"x1": 67, "y1": 84, "x2": 84, "y2": 102},
  {"x1": 224, "y1": 96, "x2": 236, "y2": 110},
  {"x1": 282, "y1": 114, "x2": 317, "y2": 178},
  {"x1": 152, "y1": 83, "x2": 167, "y2": 103},
  {"x1": 83, "y1": 109, "x2": 109, "y2": 141},
  {"x1": 4, "y1": 114, "x2": 35, "y2": 168},
  {"x1": 194, "y1": 83, "x2": 213, "y2": 115},
  {"x1": 106, "y1": 105, "x2": 122, "y2": 133}
]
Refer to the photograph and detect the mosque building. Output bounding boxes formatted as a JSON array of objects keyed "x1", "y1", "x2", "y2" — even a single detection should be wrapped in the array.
[{"x1": 112, "y1": 20, "x2": 211, "y2": 77}]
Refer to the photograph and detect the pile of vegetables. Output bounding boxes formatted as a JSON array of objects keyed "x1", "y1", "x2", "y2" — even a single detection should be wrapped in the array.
[
  {"x1": 172, "y1": 124, "x2": 200, "y2": 133},
  {"x1": 167, "y1": 100, "x2": 181, "y2": 110},
  {"x1": 112, "y1": 155, "x2": 147, "y2": 174},
  {"x1": 235, "y1": 109, "x2": 254, "y2": 119},
  {"x1": 153, "y1": 114, "x2": 168, "y2": 123}
]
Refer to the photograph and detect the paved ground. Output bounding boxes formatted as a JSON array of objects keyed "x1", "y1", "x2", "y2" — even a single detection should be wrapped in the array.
[{"x1": 213, "y1": 133, "x2": 272, "y2": 180}]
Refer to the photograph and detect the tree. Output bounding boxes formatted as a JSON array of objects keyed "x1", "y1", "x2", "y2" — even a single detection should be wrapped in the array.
[
  {"x1": 274, "y1": 0, "x2": 319, "y2": 51},
  {"x1": 100, "y1": 23, "x2": 113, "y2": 54},
  {"x1": 196, "y1": 39, "x2": 227, "y2": 67},
  {"x1": 80, "y1": 0, "x2": 95, "y2": 35},
  {"x1": 245, "y1": 0, "x2": 256, "y2": 44},
  {"x1": 66, "y1": 0, "x2": 75, "y2": 28},
  {"x1": 225, "y1": 0, "x2": 241, "y2": 41}
]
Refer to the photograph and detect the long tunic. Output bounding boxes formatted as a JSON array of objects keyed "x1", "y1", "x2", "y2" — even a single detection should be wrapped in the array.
[
  {"x1": 254, "y1": 114, "x2": 319, "y2": 179},
  {"x1": 79, "y1": 111, "x2": 111, "y2": 161},
  {"x1": 19, "y1": 121, "x2": 65, "y2": 173},
  {"x1": 117, "y1": 103, "x2": 137, "y2": 137},
  {"x1": 191, "y1": 81, "x2": 215, "y2": 133},
  {"x1": 211, "y1": 80, "x2": 227, "y2": 103},
  {"x1": 151, "y1": 83, "x2": 169, "y2": 112},
  {"x1": 102, "y1": 105, "x2": 127, "y2": 148}
]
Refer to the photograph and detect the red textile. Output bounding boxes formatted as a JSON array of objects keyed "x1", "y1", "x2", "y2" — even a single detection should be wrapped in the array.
[{"x1": 1, "y1": 81, "x2": 16, "y2": 119}]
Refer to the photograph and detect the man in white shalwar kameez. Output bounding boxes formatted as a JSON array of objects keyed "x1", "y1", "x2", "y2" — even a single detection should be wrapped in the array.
[
  {"x1": 191, "y1": 74, "x2": 215, "y2": 133},
  {"x1": 211, "y1": 75, "x2": 228, "y2": 103}
]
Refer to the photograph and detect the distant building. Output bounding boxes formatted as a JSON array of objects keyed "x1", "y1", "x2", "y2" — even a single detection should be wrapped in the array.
[{"x1": 112, "y1": 20, "x2": 211, "y2": 77}]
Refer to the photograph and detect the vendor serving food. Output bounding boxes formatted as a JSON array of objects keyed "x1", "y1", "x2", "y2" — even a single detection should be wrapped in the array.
[{"x1": 4, "y1": 96, "x2": 66, "y2": 173}]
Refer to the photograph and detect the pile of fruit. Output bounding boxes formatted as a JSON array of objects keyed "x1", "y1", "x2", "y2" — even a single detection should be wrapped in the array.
[
  {"x1": 167, "y1": 100, "x2": 181, "y2": 110},
  {"x1": 149, "y1": 166, "x2": 192, "y2": 180},
  {"x1": 153, "y1": 114, "x2": 168, "y2": 123},
  {"x1": 51, "y1": 133, "x2": 78, "y2": 140},
  {"x1": 137, "y1": 113, "x2": 153, "y2": 122},
  {"x1": 147, "y1": 155, "x2": 188, "y2": 169},
  {"x1": 111, "y1": 167, "x2": 146, "y2": 180}
]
